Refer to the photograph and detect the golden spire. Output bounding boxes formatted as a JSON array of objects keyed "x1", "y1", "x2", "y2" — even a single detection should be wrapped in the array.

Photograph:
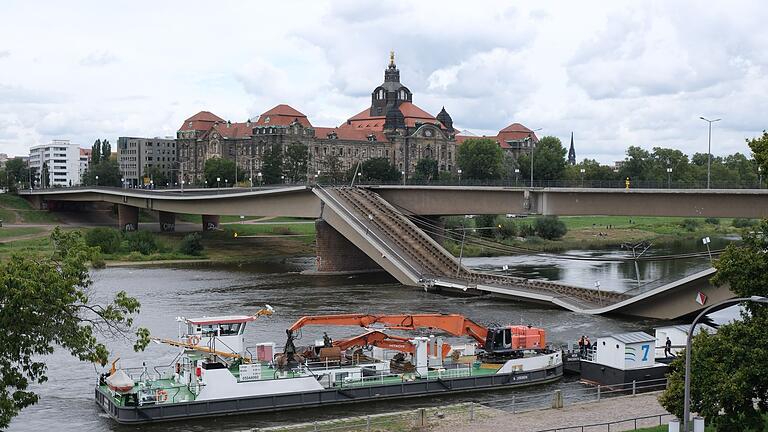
[{"x1": 389, "y1": 50, "x2": 395, "y2": 67}]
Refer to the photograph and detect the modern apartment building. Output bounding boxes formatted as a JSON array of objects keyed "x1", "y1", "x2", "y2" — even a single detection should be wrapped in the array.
[
  {"x1": 28, "y1": 140, "x2": 82, "y2": 187},
  {"x1": 117, "y1": 137, "x2": 177, "y2": 186}
]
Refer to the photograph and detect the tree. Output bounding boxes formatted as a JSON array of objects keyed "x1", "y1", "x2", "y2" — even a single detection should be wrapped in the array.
[
  {"x1": 618, "y1": 146, "x2": 653, "y2": 182},
  {"x1": 322, "y1": 154, "x2": 346, "y2": 184},
  {"x1": 413, "y1": 158, "x2": 438, "y2": 182},
  {"x1": 747, "y1": 131, "x2": 768, "y2": 171},
  {"x1": 204, "y1": 157, "x2": 236, "y2": 187},
  {"x1": 659, "y1": 220, "x2": 768, "y2": 430},
  {"x1": 91, "y1": 139, "x2": 102, "y2": 165},
  {"x1": 533, "y1": 216, "x2": 567, "y2": 239},
  {"x1": 0, "y1": 228, "x2": 148, "y2": 428},
  {"x1": 360, "y1": 157, "x2": 401, "y2": 183},
  {"x1": 142, "y1": 165, "x2": 169, "y2": 187},
  {"x1": 457, "y1": 138, "x2": 504, "y2": 180},
  {"x1": 261, "y1": 144, "x2": 284, "y2": 184},
  {"x1": 4, "y1": 158, "x2": 29, "y2": 190},
  {"x1": 101, "y1": 139, "x2": 112, "y2": 161},
  {"x1": 517, "y1": 136, "x2": 567, "y2": 182},
  {"x1": 284, "y1": 143, "x2": 308, "y2": 183},
  {"x1": 83, "y1": 159, "x2": 121, "y2": 186}
]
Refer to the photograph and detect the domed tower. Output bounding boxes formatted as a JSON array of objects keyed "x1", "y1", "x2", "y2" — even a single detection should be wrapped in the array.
[
  {"x1": 384, "y1": 102, "x2": 406, "y2": 130},
  {"x1": 370, "y1": 51, "x2": 413, "y2": 117},
  {"x1": 436, "y1": 106, "x2": 454, "y2": 132}
]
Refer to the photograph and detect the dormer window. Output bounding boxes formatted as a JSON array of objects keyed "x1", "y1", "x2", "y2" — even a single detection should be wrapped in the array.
[
  {"x1": 264, "y1": 117, "x2": 271, "y2": 124},
  {"x1": 378, "y1": 89, "x2": 385, "y2": 100},
  {"x1": 367, "y1": 134, "x2": 376, "y2": 142},
  {"x1": 399, "y1": 89, "x2": 406, "y2": 100}
]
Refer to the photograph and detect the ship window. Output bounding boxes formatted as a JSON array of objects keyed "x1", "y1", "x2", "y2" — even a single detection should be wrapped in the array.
[
  {"x1": 503, "y1": 328, "x2": 512, "y2": 348},
  {"x1": 219, "y1": 323, "x2": 242, "y2": 336}
]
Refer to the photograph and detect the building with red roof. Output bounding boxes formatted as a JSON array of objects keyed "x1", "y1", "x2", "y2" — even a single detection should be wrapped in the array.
[{"x1": 176, "y1": 53, "x2": 537, "y2": 183}]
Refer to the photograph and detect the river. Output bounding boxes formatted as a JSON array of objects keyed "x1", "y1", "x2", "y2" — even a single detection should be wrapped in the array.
[{"x1": 7, "y1": 240, "x2": 733, "y2": 431}]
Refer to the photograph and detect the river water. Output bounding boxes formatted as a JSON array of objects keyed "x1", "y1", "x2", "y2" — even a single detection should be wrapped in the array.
[{"x1": 7, "y1": 240, "x2": 732, "y2": 432}]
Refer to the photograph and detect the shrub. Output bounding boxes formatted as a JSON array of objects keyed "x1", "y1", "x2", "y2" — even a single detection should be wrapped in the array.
[
  {"x1": 681, "y1": 218, "x2": 701, "y2": 232},
  {"x1": 704, "y1": 217, "x2": 720, "y2": 225},
  {"x1": 125, "y1": 231, "x2": 158, "y2": 255},
  {"x1": 494, "y1": 216, "x2": 517, "y2": 239},
  {"x1": 518, "y1": 223, "x2": 536, "y2": 238},
  {"x1": 534, "y1": 216, "x2": 567, "y2": 240},
  {"x1": 84, "y1": 227, "x2": 123, "y2": 254},
  {"x1": 473, "y1": 215, "x2": 497, "y2": 238},
  {"x1": 178, "y1": 232, "x2": 204, "y2": 256},
  {"x1": 90, "y1": 254, "x2": 106, "y2": 269},
  {"x1": 733, "y1": 218, "x2": 756, "y2": 228}
]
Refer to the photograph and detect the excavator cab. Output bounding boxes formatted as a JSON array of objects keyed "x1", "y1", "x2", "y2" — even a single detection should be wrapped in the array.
[{"x1": 483, "y1": 325, "x2": 546, "y2": 359}]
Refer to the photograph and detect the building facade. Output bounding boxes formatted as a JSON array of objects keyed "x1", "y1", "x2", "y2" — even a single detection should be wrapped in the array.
[
  {"x1": 177, "y1": 54, "x2": 536, "y2": 183},
  {"x1": 117, "y1": 137, "x2": 177, "y2": 186},
  {"x1": 28, "y1": 140, "x2": 82, "y2": 187}
]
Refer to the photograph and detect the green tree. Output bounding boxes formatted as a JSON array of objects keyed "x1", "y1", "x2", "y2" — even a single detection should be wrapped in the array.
[
  {"x1": 0, "y1": 228, "x2": 148, "y2": 428},
  {"x1": 83, "y1": 159, "x2": 121, "y2": 186},
  {"x1": 91, "y1": 139, "x2": 102, "y2": 165},
  {"x1": 100, "y1": 139, "x2": 111, "y2": 161},
  {"x1": 533, "y1": 216, "x2": 567, "y2": 239},
  {"x1": 142, "y1": 165, "x2": 170, "y2": 186},
  {"x1": 322, "y1": 154, "x2": 346, "y2": 184},
  {"x1": 618, "y1": 146, "x2": 653, "y2": 182},
  {"x1": 360, "y1": 157, "x2": 401, "y2": 183},
  {"x1": 178, "y1": 232, "x2": 204, "y2": 256},
  {"x1": 84, "y1": 227, "x2": 123, "y2": 254},
  {"x1": 747, "y1": 131, "x2": 768, "y2": 172},
  {"x1": 204, "y1": 157, "x2": 236, "y2": 187},
  {"x1": 659, "y1": 220, "x2": 768, "y2": 430},
  {"x1": 517, "y1": 136, "x2": 567, "y2": 182},
  {"x1": 413, "y1": 158, "x2": 438, "y2": 182},
  {"x1": 4, "y1": 158, "x2": 29, "y2": 190},
  {"x1": 261, "y1": 144, "x2": 284, "y2": 184},
  {"x1": 564, "y1": 159, "x2": 619, "y2": 185},
  {"x1": 457, "y1": 138, "x2": 504, "y2": 180},
  {"x1": 284, "y1": 143, "x2": 308, "y2": 183}
]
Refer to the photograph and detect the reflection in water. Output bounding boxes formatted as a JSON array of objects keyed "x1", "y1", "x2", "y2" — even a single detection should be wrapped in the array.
[{"x1": 8, "y1": 240, "x2": 734, "y2": 431}]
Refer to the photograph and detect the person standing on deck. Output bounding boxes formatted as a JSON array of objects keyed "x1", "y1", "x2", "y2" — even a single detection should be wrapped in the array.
[{"x1": 664, "y1": 337, "x2": 673, "y2": 357}]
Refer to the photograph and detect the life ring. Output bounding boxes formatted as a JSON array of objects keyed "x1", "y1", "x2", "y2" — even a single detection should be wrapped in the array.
[
  {"x1": 188, "y1": 335, "x2": 201, "y2": 345},
  {"x1": 155, "y1": 389, "x2": 168, "y2": 403}
]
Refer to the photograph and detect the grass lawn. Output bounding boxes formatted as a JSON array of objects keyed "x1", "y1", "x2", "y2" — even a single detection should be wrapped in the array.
[
  {"x1": 0, "y1": 208, "x2": 17, "y2": 224},
  {"x1": 16, "y1": 210, "x2": 59, "y2": 223},
  {"x1": 0, "y1": 236, "x2": 53, "y2": 260},
  {"x1": 0, "y1": 193, "x2": 35, "y2": 210},
  {"x1": 0, "y1": 226, "x2": 46, "y2": 239},
  {"x1": 223, "y1": 222, "x2": 315, "y2": 237}
]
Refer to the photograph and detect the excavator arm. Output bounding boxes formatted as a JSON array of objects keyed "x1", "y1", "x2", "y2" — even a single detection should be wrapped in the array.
[
  {"x1": 333, "y1": 330, "x2": 452, "y2": 358},
  {"x1": 287, "y1": 313, "x2": 489, "y2": 345}
]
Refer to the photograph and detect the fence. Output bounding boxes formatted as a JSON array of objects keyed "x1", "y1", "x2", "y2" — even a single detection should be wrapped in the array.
[{"x1": 249, "y1": 378, "x2": 669, "y2": 432}]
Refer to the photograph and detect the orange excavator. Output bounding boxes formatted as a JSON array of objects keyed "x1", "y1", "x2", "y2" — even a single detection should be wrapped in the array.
[
  {"x1": 286, "y1": 313, "x2": 546, "y2": 360},
  {"x1": 333, "y1": 329, "x2": 452, "y2": 357}
]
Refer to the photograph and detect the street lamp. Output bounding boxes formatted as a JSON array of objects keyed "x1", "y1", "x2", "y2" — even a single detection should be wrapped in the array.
[
  {"x1": 216, "y1": 177, "x2": 221, "y2": 189},
  {"x1": 401, "y1": 171, "x2": 405, "y2": 186},
  {"x1": 580, "y1": 168, "x2": 586, "y2": 188},
  {"x1": 514, "y1": 168, "x2": 520, "y2": 186},
  {"x1": 759, "y1": 166, "x2": 762, "y2": 189},
  {"x1": 95, "y1": 175, "x2": 99, "y2": 186},
  {"x1": 699, "y1": 116, "x2": 721, "y2": 189},
  {"x1": 121, "y1": 177, "x2": 125, "y2": 189},
  {"x1": 225, "y1": 178, "x2": 228, "y2": 188},
  {"x1": 667, "y1": 167, "x2": 673, "y2": 189},
  {"x1": 683, "y1": 296, "x2": 768, "y2": 431},
  {"x1": 257, "y1": 172, "x2": 262, "y2": 186},
  {"x1": 527, "y1": 127, "x2": 543, "y2": 187},
  {"x1": 281, "y1": 174, "x2": 285, "y2": 184},
  {"x1": 457, "y1": 169, "x2": 462, "y2": 184}
]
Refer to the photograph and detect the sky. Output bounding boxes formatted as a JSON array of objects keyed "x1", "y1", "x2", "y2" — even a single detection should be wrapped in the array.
[{"x1": 0, "y1": 0, "x2": 766, "y2": 164}]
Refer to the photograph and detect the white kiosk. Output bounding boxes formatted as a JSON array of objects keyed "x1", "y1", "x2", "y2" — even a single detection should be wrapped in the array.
[{"x1": 581, "y1": 331, "x2": 668, "y2": 387}]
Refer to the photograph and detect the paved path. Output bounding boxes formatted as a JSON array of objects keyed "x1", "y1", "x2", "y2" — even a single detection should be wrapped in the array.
[{"x1": 431, "y1": 392, "x2": 670, "y2": 432}]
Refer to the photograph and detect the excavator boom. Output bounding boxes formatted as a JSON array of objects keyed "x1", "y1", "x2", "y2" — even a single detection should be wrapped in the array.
[
  {"x1": 333, "y1": 330, "x2": 452, "y2": 358},
  {"x1": 287, "y1": 313, "x2": 489, "y2": 345}
]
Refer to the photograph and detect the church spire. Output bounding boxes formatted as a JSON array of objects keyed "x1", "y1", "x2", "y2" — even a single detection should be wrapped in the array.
[
  {"x1": 385, "y1": 50, "x2": 400, "y2": 82},
  {"x1": 568, "y1": 132, "x2": 576, "y2": 165},
  {"x1": 389, "y1": 50, "x2": 395, "y2": 67}
]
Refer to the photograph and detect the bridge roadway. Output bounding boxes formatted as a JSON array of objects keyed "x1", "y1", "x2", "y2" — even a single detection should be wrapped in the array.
[{"x1": 19, "y1": 185, "x2": 738, "y2": 319}]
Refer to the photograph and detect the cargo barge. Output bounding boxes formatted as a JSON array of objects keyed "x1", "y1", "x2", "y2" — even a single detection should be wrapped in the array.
[{"x1": 95, "y1": 309, "x2": 563, "y2": 424}]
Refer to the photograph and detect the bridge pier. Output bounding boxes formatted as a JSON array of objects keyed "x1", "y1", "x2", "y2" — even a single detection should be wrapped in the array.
[
  {"x1": 315, "y1": 219, "x2": 380, "y2": 273},
  {"x1": 202, "y1": 215, "x2": 220, "y2": 231},
  {"x1": 159, "y1": 211, "x2": 176, "y2": 232},
  {"x1": 117, "y1": 204, "x2": 138, "y2": 232}
]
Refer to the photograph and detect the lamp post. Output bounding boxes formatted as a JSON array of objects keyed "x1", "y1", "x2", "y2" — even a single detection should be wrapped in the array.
[
  {"x1": 95, "y1": 175, "x2": 99, "y2": 186},
  {"x1": 225, "y1": 178, "x2": 228, "y2": 188},
  {"x1": 759, "y1": 166, "x2": 762, "y2": 189},
  {"x1": 514, "y1": 168, "x2": 520, "y2": 186},
  {"x1": 683, "y1": 296, "x2": 768, "y2": 431},
  {"x1": 699, "y1": 116, "x2": 721, "y2": 189},
  {"x1": 457, "y1": 169, "x2": 462, "y2": 185},
  {"x1": 281, "y1": 174, "x2": 285, "y2": 184},
  {"x1": 257, "y1": 172, "x2": 262, "y2": 186},
  {"x1": 667, "y1": 167, "x2": 673, "y2": 189},
  {"x1": 528, "y1": 127, "x2": 543, "y2": 187},
  {"x1": 121, "y1": 177, "x2": 125, "y2": 189},
  {"x1": 580, "y1": 168, "x2": 586, "y2": 188},
  {"x1": 401, "y1": 171, "x2": 405, "y2": 186},
  {"x1": 216, "y1": 176, "x2": 221, "y2": 190}
]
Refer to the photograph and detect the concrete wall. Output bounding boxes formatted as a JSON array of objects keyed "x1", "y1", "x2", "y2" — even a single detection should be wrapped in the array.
[{"x1": 314, "y1": 219, "x2": 380, "y2": 273}]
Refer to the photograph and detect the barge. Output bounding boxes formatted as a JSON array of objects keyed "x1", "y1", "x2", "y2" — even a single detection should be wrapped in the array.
[{"x1": 96, "y1": 310, "x2": 563, "y2": 424}]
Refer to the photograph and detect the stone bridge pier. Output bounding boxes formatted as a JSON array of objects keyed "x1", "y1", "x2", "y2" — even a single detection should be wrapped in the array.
[
  {"x1": 314, "y1": 219, "x2": 380, "y2": 273},
  {"x1": 117, "y1": 204, "x2": 138, "y2": 232},
  {"x1": 202, "y1": 215, "x2": 220, "y2": 231},
  {"x1": 159, "y1": 211, "x2": 176, "y2": 232}
]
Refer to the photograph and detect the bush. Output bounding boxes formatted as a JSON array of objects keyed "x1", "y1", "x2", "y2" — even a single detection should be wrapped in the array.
[
  {"x1": 733, "y1": 218, "x2": 756, "y2": 228},
  {"x1": 518, "y1": 223, "x2": 536, "y2": 238},
  {"x1": 681, "y1": 218, "x2": 701, "y2": 232},
  {"x1": 474, "y1": 215, "x2": 496, "y2": 238},
  {"x1": 91, "y1": 254, "x2": 106, "y2": 269},
  {"x1": 125, "y1": 231, "x2": 158, "y2": 255},
  {"x1": 534, "y1": 216, "x2": 567, "y2": 240},
  {"x1": 84, "y1": 227, "x2": 123, "y2": 254},
  {"x1": 494, "y1": 216, "x2": 517, "y2": 239},
  {"x1": 704, "y1": 217, "x2": 720, "y2": 225},
  {"x1": 178, "y1": 232, "x2": 204, "y2": 256}
]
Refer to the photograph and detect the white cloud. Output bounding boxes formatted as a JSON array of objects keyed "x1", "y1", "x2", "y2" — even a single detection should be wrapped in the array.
[{"x1": 0, "y1": 0, "x2": 765, "y2": 165}]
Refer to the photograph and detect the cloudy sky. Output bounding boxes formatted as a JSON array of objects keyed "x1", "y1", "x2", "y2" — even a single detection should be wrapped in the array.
[{"x1": 0, "y1": 1, "x2": 766, "y2": 164}]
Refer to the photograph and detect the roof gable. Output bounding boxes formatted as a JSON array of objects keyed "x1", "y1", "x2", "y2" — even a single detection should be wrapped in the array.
[{"x1": 254, "y1": 104, "x2": 311, "y2": 127}]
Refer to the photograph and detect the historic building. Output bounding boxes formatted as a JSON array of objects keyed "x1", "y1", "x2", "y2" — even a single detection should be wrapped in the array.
[{"x1": 177, "y1": 53, "x2": 536, "y2": 183}]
